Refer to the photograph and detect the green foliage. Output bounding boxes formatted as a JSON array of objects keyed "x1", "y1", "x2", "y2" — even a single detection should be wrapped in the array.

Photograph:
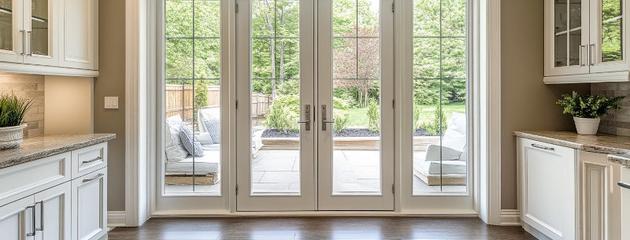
[
  {"x1": 265, "y1": 95, "x2": 300, "y2": 132},
  {"x1": 334, "y1": 110, "x2": 350, "y2": 132},
  {"x1": 0, "y1": 94, "x2": 32, "y2": 128},
  {"x1": 421, "y1": 106, "x2": 447, "y2": 136},
  {"x1": 556, "y1": 91, "x2": 624, "y2": 118},
  {"x1": 413, "y1": 105, "x2": 423, "y2": 130},
  {"x1": 367, "y1": 100, "x2": 380, "y2": 132}
]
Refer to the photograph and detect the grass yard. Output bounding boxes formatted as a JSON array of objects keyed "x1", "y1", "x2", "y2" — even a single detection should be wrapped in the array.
[{"x1": 344, "y1": 103, "x2": 466, "y2": 128}]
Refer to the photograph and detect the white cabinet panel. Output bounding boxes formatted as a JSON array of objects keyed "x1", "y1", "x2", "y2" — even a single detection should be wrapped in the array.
[
  {"x1": 0, "y1": 0, "x2": 26, "y2": 63},
  {"x1": 60, "y1": 0, "x2": 97, "y2": 70},
  {"x1": 34, "y1": 182, "x2": 71, "y2": 240},
  {"x1": 23, "y1": 0, "x2": 61, "y2": 66},
  {"x1": 71, "y1": 168, "x2": 106, "y2": 240},
  {"x1": 518, "y1": 138, "x2": 577, "y2": 240},
  {"x1": 620, "y1": 167, "x2": 630, "y2": 240},
  {"x1": 0, "y1": 196, "x2": 35, "y2": 240}
]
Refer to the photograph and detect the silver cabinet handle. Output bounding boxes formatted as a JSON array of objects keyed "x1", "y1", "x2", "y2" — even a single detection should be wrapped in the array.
[
  {"x1": 296, "y1": 104, "x2": 311, "y2": 131},
  {"x1": 531, "y1": 143, "x2": 555, "y2": 151},
  {"x1": 25, "y1": 205, "x2": 36, "y2": 237},
  {"x1": 321, "y1": 105, "x2": 334, "y2": 131},
  {"x1": 82, "y1": 173, "x2": 104, "y2": 183},
  {"x1": 35, "y1": 201, "x2": 43, "y2": 231},
  {"x1": 19, "y1": 30, "x2": 26, "y2": 55},
  {"x1": 619, "y1": 181, "x2": 630, "y2": 190},
  {"x1": 579, "y1": 45, "x2": 586, "y2": 66},
  {"x1": 82, "y1": 156, "x2": 102, "y2": 165}
]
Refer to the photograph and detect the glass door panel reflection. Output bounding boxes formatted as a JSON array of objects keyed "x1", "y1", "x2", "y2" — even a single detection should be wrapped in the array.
[
  {"x1": 163, "y1": 0, "x2": 222, "y2": 196},
  {"x1": 601, "y1": 0, "x2": 623, "y2": 62},
  {"x1": 30, "y1": 0, "x2": 48, "y2": 56},
  {"x1": 0, "y1": 0, "x2": 13, "y2": 51},
  {"x1": 412, "y1": 0, "x2": 468, "y2": 195},
  {"x1": 250, "y1": 0, "x2": 301, "y2": 196}
]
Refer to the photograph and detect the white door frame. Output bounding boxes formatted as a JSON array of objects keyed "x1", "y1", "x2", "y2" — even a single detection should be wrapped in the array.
[
  {"x1": 235, "y1": 0, "x2": 317, "y2": 211},
  {"x1": 125, "y1": 0, "x2": 503, "y2": 224},
  {"x1": 316, "y1": 0, "x2": 395, "y2": 211}
]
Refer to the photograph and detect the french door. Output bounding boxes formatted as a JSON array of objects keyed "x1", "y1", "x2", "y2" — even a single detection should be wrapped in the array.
[{"x1": 236, "y1": 0, "x2": 394, "y2": 211}]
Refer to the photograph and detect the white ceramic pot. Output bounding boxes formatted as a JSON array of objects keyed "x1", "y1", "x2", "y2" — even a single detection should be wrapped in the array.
[
  {"x1": 0, "y1": 124, "x2": 27, "y2": 150},
  {"x1": 573, "y1": 117, "x2": 600, "y2": 135}
]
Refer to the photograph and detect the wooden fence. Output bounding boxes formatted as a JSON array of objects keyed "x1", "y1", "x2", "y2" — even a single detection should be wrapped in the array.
[{"x1": 165, "y1": 84, "x2": 271, "y2": 122}]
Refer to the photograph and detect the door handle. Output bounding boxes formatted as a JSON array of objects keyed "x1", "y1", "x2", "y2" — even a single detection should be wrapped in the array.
[
  {"x1": 35, "y1": 201, "x2": 43, "y2": 231},
  {"x1": 619, "y1": 181, "x2": 630, "y2": 190},
  {"x1": 297, "y1": 104, "x2": 311, "y2": 131},
  {"x1": 321, "y1": 105, "x2": 334, "y2": 131},
  {"x1": 580, "y1": 45, "x2": 586, "y2": 66},
  {"x1": 19, "y1": 30, "x2": 25, "y2": 55},
  {"x1": 530, "y1": 143, "x2": 555, "y2": 151},
  {"x1": 589, "y1": 43, "x2": 595, "y2": 66},
  {"x1": 26, "y1": 205, "x2": 36, "y2": 237},
  {"x1": 26, "y1": 30, "x2": 32, "y2": 56},
  {"x1": 82, "y1": 173, "x2": 104, "y2": 183}
]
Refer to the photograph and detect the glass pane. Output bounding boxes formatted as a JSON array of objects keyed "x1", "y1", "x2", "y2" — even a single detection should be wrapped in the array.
[
  {"x1": 601, "y1": 0, "x2": 622, "y2": 62},
  {"x1": 569, "y1": 29, "x2": 581, "y2": 65},
  {"x1": 0, "y1": 0, "x2": 12, "y2": 51},
  {"x1": 333, "y1": 0, "x2": 356, "y2": 37},
  {"x1": 413, "y1": 0, "x2": 440, "y2": 37},
  {"x1": 555, "y1": 0, "x2": 567, "y2": 34},
  {"x1": 413, "y1": 0, "x2": 468, "y2": 195},
  {"x1": 569, "y1": 0, "x2": 581, "y2": 29},
  {"x1": 31, "y1": 0, "x2": 48, "y2": 56},
  {"x1": 331, "y1": 0, "x2": 381, "y2": 195},
  {"x1": 163, "y1": 0, "x2": 222, "y2": 196},
  {"x1": 555, "y1": 33, "x2": 568, "y2": 67},
  {"x1": 250, "y1": 0, "x2": 301, "y2": 196},
  {"x1": 195, "y1": 0, "x2": 220, "y2": 38}
]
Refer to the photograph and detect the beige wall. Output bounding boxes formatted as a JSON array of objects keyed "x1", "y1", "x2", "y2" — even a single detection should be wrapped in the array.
[
  {"x1": 95, "y1": 0, "x2": 126, "y2": 211},
  {"x1": 500, "y1": 0, "x2": 590, "y2": 209},
  {"x1": 44, "y1": 76, "x2": 94, "y2": 135}
]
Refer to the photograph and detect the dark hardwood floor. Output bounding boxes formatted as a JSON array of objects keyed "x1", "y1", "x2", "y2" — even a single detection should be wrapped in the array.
[{"x1": 108, "y1": 217, "x2": 535, "y2": 240}]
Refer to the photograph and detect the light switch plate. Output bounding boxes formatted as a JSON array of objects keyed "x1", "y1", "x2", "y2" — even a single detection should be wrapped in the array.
[{"x1": 104, "y1": 96, "x2": 119, "y2": 109}]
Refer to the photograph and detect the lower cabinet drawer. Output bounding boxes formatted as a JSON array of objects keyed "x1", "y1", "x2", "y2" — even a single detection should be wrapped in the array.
[
  {"x1": 72, "y1": 143, "x2": 107, "y2": 178},
  {"x1": 71, "y1": 168, "x2": 107, "y2": 240}
]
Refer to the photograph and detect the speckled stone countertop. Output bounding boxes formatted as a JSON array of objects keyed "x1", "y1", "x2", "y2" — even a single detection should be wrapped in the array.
[
  {"x1": 0, "y1": 134, "x2": 116, "y2": 170},
  {"x1": 514, "y1": 131, "x2": 630, "y2": 167}
]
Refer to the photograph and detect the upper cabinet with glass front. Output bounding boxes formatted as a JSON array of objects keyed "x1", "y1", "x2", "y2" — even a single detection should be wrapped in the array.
[
  {"x1": 544, "y1": 0, "x2": 630, "y2": 83},
  {"x1": 0, "y1": 0, "x2": 98, "y2": 77}
]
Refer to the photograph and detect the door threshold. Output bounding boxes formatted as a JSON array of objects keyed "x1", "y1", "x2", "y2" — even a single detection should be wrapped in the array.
[{"x1": 150, "y1": 209, "x2": 479, "y2": 218}]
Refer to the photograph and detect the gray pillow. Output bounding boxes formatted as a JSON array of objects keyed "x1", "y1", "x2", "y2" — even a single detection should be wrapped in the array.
[
  {"x1": 204, "y1": 118, "x2": 221, "y2": 144},
  {"x1": 179, "y1": 126, "x2": 205, "y2": 157}
]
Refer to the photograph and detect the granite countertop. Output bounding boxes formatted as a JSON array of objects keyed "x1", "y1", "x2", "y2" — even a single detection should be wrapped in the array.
[
  {"x1": 0, "y1": 134, "x2": 116, "y2": 170},
  {"x1": 514, "y1": 131, "x2": 630, "y2": 167}
]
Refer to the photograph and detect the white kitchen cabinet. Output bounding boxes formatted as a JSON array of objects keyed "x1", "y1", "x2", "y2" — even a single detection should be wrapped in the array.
[
  {"x1": 60, "y1": 0, "x2": 97, "y2": 70},
  {"x1": 34, "y1": 182, "x2": 72, "y2": 240},
  {"x1": 71, "y1": 168, "x2": 107, "y2": 240},
  {"x1": 518, "y1": 138, "x2": 578, "y2": 239},
  {"x1": 581, "y1": 151, "x2": 622, "y2": 240},
  {"x1": 544, "y1": 0, "x2": 630, "y2": 84},
  {"x1": 0, "y1": 0, "x2": 97, "y2": 76},
  {"x1": 0, "y1": 196, "x2": 35, "y2": 240},
  {"x1": 620, "y1": 167, "x2": 630, "y2": 240}
]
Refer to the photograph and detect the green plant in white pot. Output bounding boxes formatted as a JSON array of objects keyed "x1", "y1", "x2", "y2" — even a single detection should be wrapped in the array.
[
  {"x1": 0, "y1": 94, "x2": 32, "y2": 149},
  {"x1": 556, "y1": 91, "x2": 624, "y2": 135}
]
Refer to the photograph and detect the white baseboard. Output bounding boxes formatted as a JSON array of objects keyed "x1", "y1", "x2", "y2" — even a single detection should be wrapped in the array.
[
  {"x1": 499, "y1": 209, "x2": 521, "y2": 226},
  {"x1": 108, "y1": 211, "x2": 127, "y2": 227}
]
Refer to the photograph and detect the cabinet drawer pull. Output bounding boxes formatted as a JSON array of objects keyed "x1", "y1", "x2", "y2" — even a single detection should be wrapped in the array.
[
  {"x1": 26, "y1": 205, "x2": 36, "y2": 237},
  {"x1": 82, "y1": 156, "x2": 102, "y2": 165},
  {"x1": 531, "y1": 143, "x2": 555, "y2": 151},
  {"x1": 618, "y1": 181, "x2": 630, "y2": 190},
  {"x1": 82, "y1": 173, "x2": 104, "y2": 183}
]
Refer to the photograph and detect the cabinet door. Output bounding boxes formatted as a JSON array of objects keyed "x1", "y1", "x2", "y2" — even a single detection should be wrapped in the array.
[
  {"x1": 518, "y1": 138, "x2": 577, "y2": 240},
  {"x1": 0, "y1": 196, "x2": 36, "y2": 240},
  {"x1": 33, "y1": 182, "x2": 71, "y2": 240},
  {"x1": 71, "y1": 168, "x2": 106, "y2": 240},
  {"x1": 621, "y1": 167, "x2": 630, "y2": 240},
  {"x1": 59, "y1": 0, "x2": 97, "y2": 70},
  {"x1": 0, "y1": 0, "x2": 25, "y2": 63},
  {"x1": 589, "y1": 0, "x2": 630, "y2": 73},
  {"x1": 545, "y1": 0, "x2": 590, "y2": 76},
  {"x1": 581, "y1": 151, "x2": 621, "y2": 240},
  {"x1": 23, "y1": 0, "x2": 60, "y2": 66}
]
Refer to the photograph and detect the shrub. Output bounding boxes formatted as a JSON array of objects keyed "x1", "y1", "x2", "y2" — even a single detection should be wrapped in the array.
[
  {"x1": 556, "y1": 91, "x2": 624, "y2": 118},
  {"x1": 265, "y1": 95, "x2": 300, "y2": 132},
  {"x1": 0, "y1": 94, "x2": 32, "y2": 128},
  {"x1": 334, "y1": 110, "x2": 350, "y2": 132},
  {"x1": 421, "y1": 107, "x2": 447, "y2": 136},
  {"x1": 367, "y1": 100, "x2": 380, "y2": 132},
  {"x1": 413, "y1": 105, "x2": 423, "y2": 130}
]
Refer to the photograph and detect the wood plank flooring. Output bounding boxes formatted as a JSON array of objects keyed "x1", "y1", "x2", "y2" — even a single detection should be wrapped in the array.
[{"x1": 107, "y1": 217, "x2": 535, "y2": 240}]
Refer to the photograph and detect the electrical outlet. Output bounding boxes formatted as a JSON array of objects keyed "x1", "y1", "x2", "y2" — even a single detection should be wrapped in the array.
[{"x1": 104, "y1": 96, "x2": 119, "y2": 109}]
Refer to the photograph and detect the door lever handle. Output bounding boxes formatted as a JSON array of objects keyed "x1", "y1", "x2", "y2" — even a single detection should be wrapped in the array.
[
  {"x1": 297, "y1": 104, "x2": 311, "y2": 131},
  {"x1": 321, "y1": 105, "x2": 334, "y2": 131}
]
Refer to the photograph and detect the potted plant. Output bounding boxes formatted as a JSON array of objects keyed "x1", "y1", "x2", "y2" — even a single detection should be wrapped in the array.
[
  {"x1": 556, "y1": 91, "x2": 624, "y2": 135},
  {"x1": 0, "y1": 94, "x2": 32, "y2": 149}
]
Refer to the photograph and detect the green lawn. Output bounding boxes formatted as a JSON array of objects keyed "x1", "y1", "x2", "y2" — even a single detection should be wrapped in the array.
[{"x1": 344, "y1": 103, "x2": 465, "y2": 128}]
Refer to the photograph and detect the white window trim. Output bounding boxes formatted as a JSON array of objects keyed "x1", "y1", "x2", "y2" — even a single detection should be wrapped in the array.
[{"x1": 122, "y1": 0, "x2": 503, "y2": 224}]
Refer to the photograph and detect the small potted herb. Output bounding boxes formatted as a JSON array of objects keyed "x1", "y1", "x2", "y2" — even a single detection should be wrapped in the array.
[
  {"x1": 0, "y1": 94, "x2": 32, "y2": 149},
  {"x1": 556, "y1": 91, "x2": 624, "y2": 135}
]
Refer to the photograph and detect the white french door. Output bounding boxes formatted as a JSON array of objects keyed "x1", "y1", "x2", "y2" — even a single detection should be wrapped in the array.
[{"x1": 236, "y1": 0, "x2": 394, "y2": 211}]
